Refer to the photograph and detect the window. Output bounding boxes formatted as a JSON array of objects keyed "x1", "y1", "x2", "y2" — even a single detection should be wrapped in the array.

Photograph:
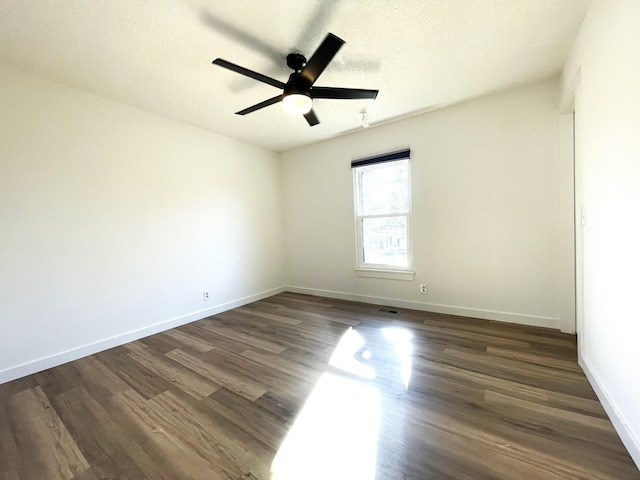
[{"x1": 352, "y1": 149, "x2": 414, "y2": 280}]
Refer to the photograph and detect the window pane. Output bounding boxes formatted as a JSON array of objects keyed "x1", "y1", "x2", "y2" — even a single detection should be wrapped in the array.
[
  {"x1": 362, "y1": 216, "x2": 408, "y2": 266},
  {"x1": 359, "y1": 160, "x2": 408, "y2": 216}
]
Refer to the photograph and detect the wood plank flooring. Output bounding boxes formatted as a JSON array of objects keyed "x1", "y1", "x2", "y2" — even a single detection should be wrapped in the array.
[{"x1": 1, "y1": 293, "x2": 638, "y2": 479}]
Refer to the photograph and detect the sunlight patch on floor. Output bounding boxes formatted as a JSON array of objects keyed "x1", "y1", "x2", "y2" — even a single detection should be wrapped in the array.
[
  {"x1": 270, "y1": 325, "x2": 414, "y2": 480},
  {"x1": 270, "y1": 372, "x2": 380, "y2": 480},
  {"x1": 382, "y1": 327, "x2": 413, "y2": 389},
  {"x1": 329, "y1": 327, "x2": 376, "y2": 379}
]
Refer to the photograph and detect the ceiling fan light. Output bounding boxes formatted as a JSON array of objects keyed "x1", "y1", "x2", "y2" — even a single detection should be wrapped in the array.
[{"x1": 282, "y1": 93, "x2": 312, "y2": 115}]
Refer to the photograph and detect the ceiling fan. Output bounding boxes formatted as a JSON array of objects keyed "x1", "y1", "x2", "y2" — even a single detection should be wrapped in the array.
[{"x1": 212, "y1": 33, "x2": 378, "y2": 126}]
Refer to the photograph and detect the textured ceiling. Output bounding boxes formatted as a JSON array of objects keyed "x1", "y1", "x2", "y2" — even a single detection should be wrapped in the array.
[{"x1": 0, "y1": 1, "x2": 590, "y2": 152}]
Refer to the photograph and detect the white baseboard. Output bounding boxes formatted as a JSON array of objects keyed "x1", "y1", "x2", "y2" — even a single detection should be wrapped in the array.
[
  {"x1": 0, "y1": 286, "x2": 285, "y2": 385},
  {"x1": 579, "y1": 355, "x2": 640, "y2": 470},
  {"x1": 285, "y1": 286, "x2": 559, "y2": 330}
]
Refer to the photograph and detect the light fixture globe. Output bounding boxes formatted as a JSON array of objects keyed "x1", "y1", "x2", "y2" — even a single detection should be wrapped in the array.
[
  {"x1": 282, "y1": 73, "x2": 313, "y2": 115},
  {"x1": 282, "y1": 92, "x2": 312, "y2": 115}
]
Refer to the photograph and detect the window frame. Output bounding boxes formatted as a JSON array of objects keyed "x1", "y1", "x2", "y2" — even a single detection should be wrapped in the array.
[{"x1": 352, "y1": 155, "x2": 415, "y2": 281}]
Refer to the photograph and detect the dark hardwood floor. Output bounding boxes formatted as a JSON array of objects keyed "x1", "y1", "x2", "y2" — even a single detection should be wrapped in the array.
[{"x1": 1, "y1": 293, "x2": 638, "y2": 479}]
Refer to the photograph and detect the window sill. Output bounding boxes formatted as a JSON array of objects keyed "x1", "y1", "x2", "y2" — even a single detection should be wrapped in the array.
[{"x1": 355, "y1": 268, "x2": 415, "y2": 281}]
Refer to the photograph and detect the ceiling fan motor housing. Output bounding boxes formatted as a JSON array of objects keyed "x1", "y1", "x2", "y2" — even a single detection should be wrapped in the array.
[
  {"x1": 283, "y1": 73, "x2": 313, "y2": 114},
  {"x1": 286, "y1": 53, "x2": 307, "y2": 72},
  {"x1": 284, "y1": 73, "x2": 312, "y2": 97}
]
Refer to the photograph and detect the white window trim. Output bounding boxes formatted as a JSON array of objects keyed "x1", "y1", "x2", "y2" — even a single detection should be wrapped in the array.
[
  {"x1": 355, "y1": 267, "x2": 415, "y2": 281},
  {"x1": 353, "y1": 158, "x2": 414, "y2": 280}
]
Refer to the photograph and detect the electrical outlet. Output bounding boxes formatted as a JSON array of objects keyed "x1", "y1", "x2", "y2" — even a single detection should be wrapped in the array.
[
  {"x1": 419, "y1": 284, "x2": 428, "y2": 294},
  {"x1": 203, "y1": 291, "x2": 210, "y2": 302}
]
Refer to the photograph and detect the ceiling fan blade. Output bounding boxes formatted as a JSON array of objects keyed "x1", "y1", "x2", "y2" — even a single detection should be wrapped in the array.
[
  {"x1": 304, "y1": 109, "x2": 320, "y2": 126},
  {"x1": 299, "y1": 33, "x2": 345, "y2": 85},
  {"x1": 311, "y1": 87, "x2": 379, "y2": 100},
  {"x1": 236, "y1": 95, "x2": 283, "y2": 115},
  {"x1": 213, "y1": 59, "x2": 285, "y2": 89}
]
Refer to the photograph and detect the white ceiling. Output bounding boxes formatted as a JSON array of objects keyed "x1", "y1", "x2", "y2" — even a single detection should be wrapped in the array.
[{"x1": 0, "y1": 1, "x2": 590, "y2": 152}]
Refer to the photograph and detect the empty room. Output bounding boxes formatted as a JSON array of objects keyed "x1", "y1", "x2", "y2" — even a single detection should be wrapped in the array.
[{"x1": 1, "y1": 1, "x2": 639, "y2": 479}]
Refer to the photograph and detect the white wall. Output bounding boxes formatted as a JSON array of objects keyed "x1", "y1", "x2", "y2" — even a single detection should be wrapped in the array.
[
  {"x1": 562, "y1": 0, "x2": 640, "y2": 466},
  {"x1": 281, "y1": 80, "x2": 572, "y2": 331},
  {"x1": 0, "y1": 64, "x2": 284, "y2": 382}
]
